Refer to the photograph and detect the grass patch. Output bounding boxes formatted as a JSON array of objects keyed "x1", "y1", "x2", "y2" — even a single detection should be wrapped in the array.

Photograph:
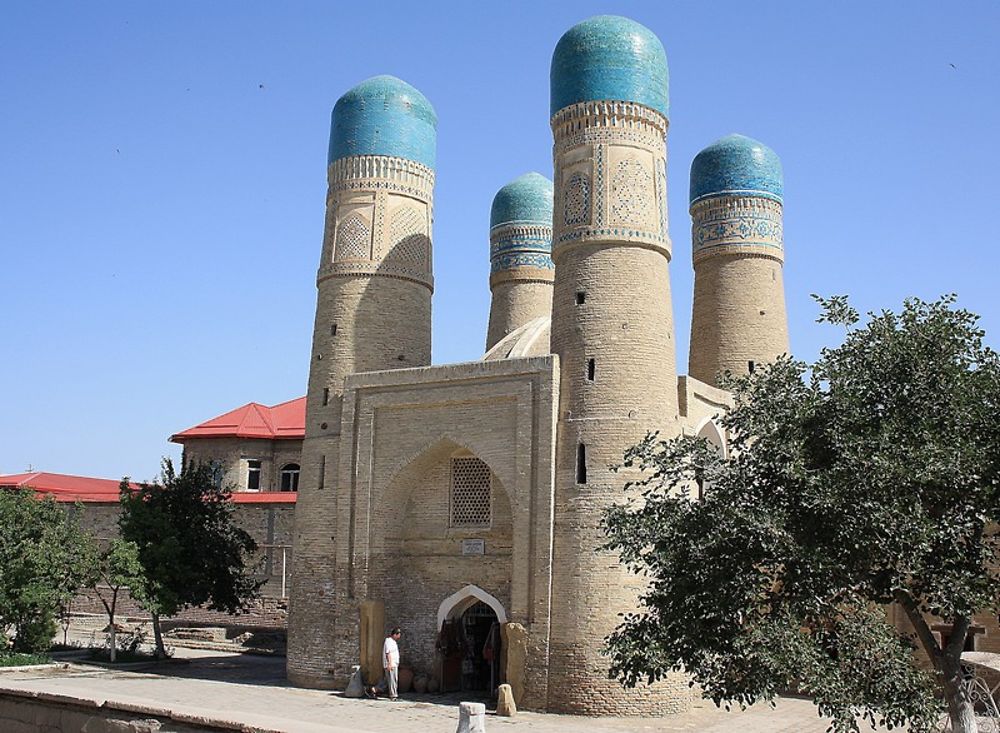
[{"x1": 0, "y1": 652, "x2": 51, "y2": 667}]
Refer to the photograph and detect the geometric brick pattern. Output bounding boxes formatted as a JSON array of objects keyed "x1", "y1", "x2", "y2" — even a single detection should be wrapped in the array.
[
  {"x1": 450, "y1": 456, "x2": 492, "y2": 527},
  {"x1": 611, "y1": 157, "x2": 652, "y2": 228},
  {"x1": 335, "y1": 214, "x2": 371, "y2": 261}
]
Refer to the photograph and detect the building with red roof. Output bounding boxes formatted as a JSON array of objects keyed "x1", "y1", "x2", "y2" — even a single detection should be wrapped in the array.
[
  {"x1": 0, "y1": 470, "x2": 296, "y2": 505},
  {"x1": 169, "y1": 396, "x2": 305, "y2": 494}
]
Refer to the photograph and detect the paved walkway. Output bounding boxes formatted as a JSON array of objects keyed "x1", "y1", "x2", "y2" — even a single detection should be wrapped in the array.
[{"x1": 0, "y1": 649, "x2": 889, "y2": 732}]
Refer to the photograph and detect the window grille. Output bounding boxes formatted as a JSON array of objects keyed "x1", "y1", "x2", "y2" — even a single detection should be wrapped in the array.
[{"x1": 451, "y1": 456, "x2": 491, "y2": 527}]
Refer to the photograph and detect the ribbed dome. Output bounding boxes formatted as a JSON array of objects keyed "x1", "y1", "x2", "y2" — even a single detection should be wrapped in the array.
[
  {"x1": 490, "y1": 173, "x2": 554, "y2": 229},
  {"x1": 690, "y1": 134, "x2": 783, "y2": 204},
  {"x1": 550, "y1": 15, "x2": 669, "y2": 118},
  {"x1": 328, "y1": 75, "x2": 437, "y2": 168}
]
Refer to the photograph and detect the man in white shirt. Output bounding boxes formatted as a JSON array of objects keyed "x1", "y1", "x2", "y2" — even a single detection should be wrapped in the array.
[{"x1": 382, "y1": 627, "x2": 402, "y2": 700}]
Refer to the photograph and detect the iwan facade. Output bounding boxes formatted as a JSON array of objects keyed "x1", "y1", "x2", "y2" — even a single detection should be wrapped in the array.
[{"x1": 286, "y1": 15, "x2": 790, "y2": 715}]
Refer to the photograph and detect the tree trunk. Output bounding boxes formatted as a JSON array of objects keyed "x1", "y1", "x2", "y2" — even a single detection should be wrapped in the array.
[
  {"x1": 151, "y1": 611, "x2": 165, "y2": 658},
  {"x1": 941, "y1": 657, "x2": 976, "y2": 733},
  {"x1": 894, "y1": 593, "x2": 976, "y2": 733},
  {"x1": 109, "y1": 593, "x2": 117, "y2": 663}
]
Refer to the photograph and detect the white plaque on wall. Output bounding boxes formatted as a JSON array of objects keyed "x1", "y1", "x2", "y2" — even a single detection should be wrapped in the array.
[{"x1": 461, "y1": 539, "x2": 485, "y2": 556}]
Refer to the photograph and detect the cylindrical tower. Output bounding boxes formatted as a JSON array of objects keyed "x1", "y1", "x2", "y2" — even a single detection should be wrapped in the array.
[
  {"x1": 547, "y1": 16, "x2": 686, "y2": 715},
  {"x1": 486, "y1": 172, "x2": 554, "y2": 350},
  {"x1": 688, "y1": 134, "x2": 788, "y2": 386},
  {"x1": 288, "y1": 75, "x2": 436, "y2": 688}
]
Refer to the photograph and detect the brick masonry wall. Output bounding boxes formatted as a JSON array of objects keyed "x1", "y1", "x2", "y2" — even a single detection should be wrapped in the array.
[
  {"x1": 486, "y1": 279, "x2": 553, "y2": 352},
  {"x1": 289, "y1": 152, "x2": 435, "y2": 689},
  {"x1": 546, "y1": 100, "x2": 691, "y2": 715},
  {"x1": 376, "y1": 455, "x2": 514, "y2": 679},
  {"x1": 67, "y1": 501, "x2": 294, "y2": 627},
  {"x1": 688, "y1": 193, "x2": 788, "y2": 387},
  {"x1": 182, "y1": 437, "x2": 303, "y2": 494},
  {"x1": 299, "y1": 358, "x2": 558, "y2": 701}
]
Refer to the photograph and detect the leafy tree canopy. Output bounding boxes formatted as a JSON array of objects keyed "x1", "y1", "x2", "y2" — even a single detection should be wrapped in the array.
[
  {"x1": 0, "y1": 489, "x2": 92, "y2": 652},
  {"x1": 119, "y1": 459, "x2": 261, "y2": 655},
  {"x1": 603, "y1": 295, "x2": 1000, "y2": 733}
]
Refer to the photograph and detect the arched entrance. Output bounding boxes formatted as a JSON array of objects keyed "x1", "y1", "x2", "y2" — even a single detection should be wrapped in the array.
[{"x1": 437, "y1": 586, "x2": 505, "y2": 694}]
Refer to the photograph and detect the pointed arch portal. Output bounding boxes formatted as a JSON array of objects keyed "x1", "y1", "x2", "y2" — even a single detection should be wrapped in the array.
[{"x1": 436, "y1": 584, "x2": 507, "y2": 631}]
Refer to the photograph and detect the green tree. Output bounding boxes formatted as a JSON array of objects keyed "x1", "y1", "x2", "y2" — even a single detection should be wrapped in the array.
[
  {"x1": 118, "y1": 459, "x2": 261, "y2": 657},
  {"x1": 84, "y1": 538, "x2": 147, "y2": 662},
  {"x1": 0, "y1": 489, "x2": 93, "y2": 653},
  {"x1": 602, "y1": 295, "x2": 1000, "y2": 733}
]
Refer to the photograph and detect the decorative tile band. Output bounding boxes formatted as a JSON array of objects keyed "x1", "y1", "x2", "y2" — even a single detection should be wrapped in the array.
[
  {"x1": 319, "y1": 153, "x2": 435, "y2": 290},
  {"x1": 552, "y1": 99, "x2": 670, "y2": 260},
  {"x1": 329, "y1": 155, "x2": 434, "y2": 201},
  {"x1": 550, "y1": 100, "x2": 668, "y2": 139},
  {"x1": 317, "y1": 259, "x2": 434, "y2": 290},
  {"x1": 490, "y1": 234, "x2": 552, "y2": 257},
  {"x1": 490, "y1": 252, "x2": 556, "y2": 273},
  {"x1": 690, "y1": 194, "x2": 783, "y2": 263}
]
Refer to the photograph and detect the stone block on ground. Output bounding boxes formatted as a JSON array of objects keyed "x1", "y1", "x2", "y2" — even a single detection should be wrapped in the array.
[
  {"x1": 500, "y1": 622, "x2": 527, "y2": 705},
  {"x1": 456, "y1": 701, "x2": 486, "y2": 733},
  {"x1": 359, "y1": 600, "x2": 385, "y2": 686},
  {"x1": 496, "y1": 683, "x2": 516, "y2": 716},
  {"x1": 344, "y1": 665, "x2": 364, "y2": 698}
]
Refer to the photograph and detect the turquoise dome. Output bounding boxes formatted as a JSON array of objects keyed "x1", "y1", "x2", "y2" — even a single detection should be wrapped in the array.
[
  {"x1": 328, "y1": 75, "x2": 437, "y2": 168},
  {"x1": 550, "y1": 15, "x2": 669, "y2": 118},
  {"x1": 690, "y1": 134, "x2": 783, "y2": 204},
  {"x1": 490, "y1": 173, "x2": 554, "y2": 229}
]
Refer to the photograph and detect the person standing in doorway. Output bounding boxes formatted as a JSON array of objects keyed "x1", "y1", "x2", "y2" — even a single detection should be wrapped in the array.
[{"x1": 383, "y1": 627, "x2": 402, "y2": 700}]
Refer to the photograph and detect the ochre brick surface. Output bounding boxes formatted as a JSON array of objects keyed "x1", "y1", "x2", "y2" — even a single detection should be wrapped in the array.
[{"x1": 487, "y1": 278, "x2": 553, "y2": 352}]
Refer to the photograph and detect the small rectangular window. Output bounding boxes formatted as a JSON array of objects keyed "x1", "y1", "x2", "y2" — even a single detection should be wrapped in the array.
[
  {"x1": 318, "y1": 455, "x2": 326, "y2": 489},
  {"x1": 246, "y1": 459, "x2": 262, "y2": 492},
  {"x1": 748, "y1": 361, "x2": 756, "y2": 374},
  {"x1": 587, "y1": 358, "x2": 595, "y2": 381},
  {"x1": 331, "y1": 323, "x2": 338, "y2": 336},
  {"x1": 280, "y1": 464, "x2": 300, "y2": 492},
  {"x1": 575, "y1": 292, "x2": 586, "y2": 305},
  {"x1": 322, "y1": 387, "x2": 329, "y2": 406},
  {"x1": 576, "y1": 443, "x2": 587, "y2": 485}
]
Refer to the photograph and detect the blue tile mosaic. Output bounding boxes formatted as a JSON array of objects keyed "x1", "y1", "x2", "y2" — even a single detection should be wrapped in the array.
[
  {"x1": 689, "y1": 134, "x2": 782, "y2": 204},
  {"x1": 329, "y1": 75, "x2": 437, "y2": 168},
  {"x1": 550, "y1": 15, "x2": 669, "y2": 118},
  {"x1": 490, "y1": 173, "x2": 554, "y2": 228}
]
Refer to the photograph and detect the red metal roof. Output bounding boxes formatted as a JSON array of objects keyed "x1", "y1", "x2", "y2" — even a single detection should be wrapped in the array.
[
  {"x1": 0, "y1": 471, "x2": 137, "y2": 503},
  {"x1": 170, "y1": 396, "x2": 306, "y2": 442},
  {"x1": 0, "y1": 471, "x2": 297, "y2": 504}
]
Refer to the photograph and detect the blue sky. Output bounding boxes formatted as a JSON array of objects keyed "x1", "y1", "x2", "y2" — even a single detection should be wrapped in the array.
[{"x1": 2, "y1": 1, "x2": 998, "y2": 480}]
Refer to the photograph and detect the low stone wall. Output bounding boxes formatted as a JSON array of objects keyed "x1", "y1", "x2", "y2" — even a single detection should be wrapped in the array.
[{"x1": 0, "y1": 687, "x2": 275, "y2": 733}]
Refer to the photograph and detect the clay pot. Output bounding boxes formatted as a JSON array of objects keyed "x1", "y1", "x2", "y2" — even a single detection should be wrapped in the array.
[
  {"x1": 427, "y1": 676, "x2": 440, "y2": 693},
  {"x1": 413, "y1": 674, "x2": 428, "y2": 693},
  {"x1": 398, "y1": 665, "x2": 414, "y2": 693}
]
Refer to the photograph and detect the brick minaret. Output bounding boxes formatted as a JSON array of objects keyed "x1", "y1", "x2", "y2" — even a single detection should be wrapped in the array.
[
  {"x1": 688, "y1": 134, "x2": 788, "y2": 386},
  {"x1": 486, "y1": 172, "x2": 554, "y2": 350},
  {"x1": 287, "y1": 75, "x2": 436, "y2": 687},
  {"x1": 546, "y1": 16, "x2": 687, "y2": 715}
]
